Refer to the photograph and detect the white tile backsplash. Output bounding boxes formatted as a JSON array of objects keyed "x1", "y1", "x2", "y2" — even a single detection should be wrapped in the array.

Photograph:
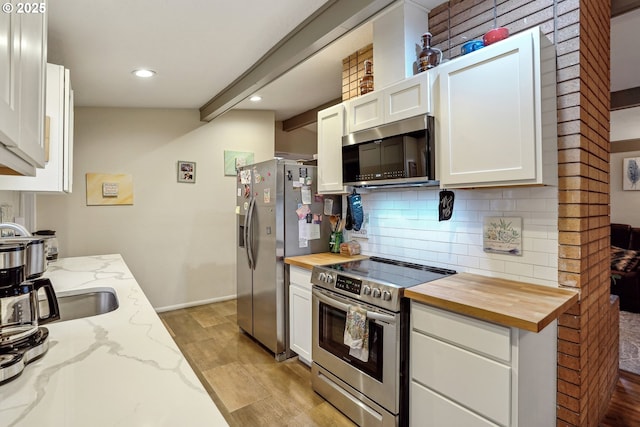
[{"x1": 350, "y1": 186, "x2": 559, "y2": 287}]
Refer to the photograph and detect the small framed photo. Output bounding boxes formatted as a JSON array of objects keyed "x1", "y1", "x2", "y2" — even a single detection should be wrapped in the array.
[
  {"x1": 623, "y1": 157, "x2": 640, "y2": 190},
  {"x1": 177, "y1": 161, "x2": 196, "y2": 183}
]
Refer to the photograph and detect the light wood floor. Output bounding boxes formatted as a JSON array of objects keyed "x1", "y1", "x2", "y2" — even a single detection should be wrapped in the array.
[
  {"x1": 160, "y1": 300, "x2": 639, "y2": 427},
  {"x1": 159, "y1": 299, "x2": 355, "y2": 427}
]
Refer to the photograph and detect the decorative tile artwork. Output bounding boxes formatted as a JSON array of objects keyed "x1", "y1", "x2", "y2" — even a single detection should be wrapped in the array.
[
  {"x1": 86, "y1": 173, "x2": 133, "y2": 206},
  {"x1": 483, "y1": 216, "x2": 522, "y2": 256}
]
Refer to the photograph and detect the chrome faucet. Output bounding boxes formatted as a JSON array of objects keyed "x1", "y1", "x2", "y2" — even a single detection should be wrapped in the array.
[{"x1": 0, "y1": 222, "x2": 32, "y2": 237}]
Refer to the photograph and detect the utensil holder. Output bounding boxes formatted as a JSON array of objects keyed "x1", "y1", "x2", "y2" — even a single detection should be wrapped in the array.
[{"x1": 329, "y1": 231, "x2": 342, "y2": 253}]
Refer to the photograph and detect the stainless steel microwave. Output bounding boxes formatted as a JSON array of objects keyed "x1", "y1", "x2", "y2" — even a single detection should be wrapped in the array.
[{"x1": 341, "y1": 114, "x2": 437, "y2": 188}]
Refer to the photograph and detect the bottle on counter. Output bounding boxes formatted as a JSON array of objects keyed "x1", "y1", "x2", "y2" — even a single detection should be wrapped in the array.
[
  {"x1": 417, "y1": 32, "x2": 443, "y2": 72},
  {"x1": 359, "y1": 59, "x2": 374, "y2": 95}
]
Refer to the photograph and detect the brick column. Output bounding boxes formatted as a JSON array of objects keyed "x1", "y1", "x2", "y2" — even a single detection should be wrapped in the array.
[{"x1": 428, "y1": 1, "x2": 617, "y2": 426}]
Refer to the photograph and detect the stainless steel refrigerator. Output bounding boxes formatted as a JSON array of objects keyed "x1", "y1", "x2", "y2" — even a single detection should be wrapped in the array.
[{"x1": 236, "y1": 159, "x2": 337, "y2": 360}]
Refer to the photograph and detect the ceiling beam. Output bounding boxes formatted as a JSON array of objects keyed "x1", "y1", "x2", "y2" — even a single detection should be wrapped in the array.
[
  {"x1": 282, "y1": 97, "x2": 342, "y2": 131},
  {"x1": 199, "y1": 0, "x2": 394, "y2": 122},
  {"x1": 611, "y1": 87, "x2": 640, "y2": 110},
  {"x1": 611, "y1": 138, "x2": 640, "y2": 152},
  {"x1": 612, "y1": 0, "x2": 640, "y2": 17}
]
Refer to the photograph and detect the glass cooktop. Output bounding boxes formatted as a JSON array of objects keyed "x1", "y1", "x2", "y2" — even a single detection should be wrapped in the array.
[{"x1": 323, "y1": 256, "x2": 456, "y2": 288}]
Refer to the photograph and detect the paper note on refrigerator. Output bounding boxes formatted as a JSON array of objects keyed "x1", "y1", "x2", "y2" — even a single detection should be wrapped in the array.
[
  {"x1": 301, "y1": 186, "x2": 312, "y2": 204},
  {"x1": 299, "y1": 218, "x2": 320, "y2": 241}
]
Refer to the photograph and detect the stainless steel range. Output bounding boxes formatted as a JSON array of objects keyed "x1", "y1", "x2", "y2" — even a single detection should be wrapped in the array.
[{"x1": 311, "y1": 257, "x2": 455, "y2": 427}]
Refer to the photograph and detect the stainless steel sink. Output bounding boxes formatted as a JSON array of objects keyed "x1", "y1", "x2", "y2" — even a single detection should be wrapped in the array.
[{"x1": 41, "y1": 287, "x2": 119, "y2": 322}]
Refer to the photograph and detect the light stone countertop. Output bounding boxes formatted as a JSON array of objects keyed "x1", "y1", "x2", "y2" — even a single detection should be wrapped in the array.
[{"x1": 0, "y1": 254, "x2": 228, "y2": 427}]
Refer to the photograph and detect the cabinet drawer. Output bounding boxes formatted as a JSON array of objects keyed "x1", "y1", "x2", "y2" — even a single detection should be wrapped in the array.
[
  {"x1": 411, "y1": 332, "x2": 511, "y2": 426},
  {"x1": 411, "y1": 381, "x2": 499, "y2": 427},
  {"x1": 289, "y1": 265, "x2": 312, "y2": 290},
  {"x1": 411, "y1": 302, "x2": 510, "y2": 362}
]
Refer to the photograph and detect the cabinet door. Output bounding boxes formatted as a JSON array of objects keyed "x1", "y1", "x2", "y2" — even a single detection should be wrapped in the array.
[
  {"x1": 438, "y1": 31, "x2": 537, "y2": 187},
  {"x1": 14, "y1": 10, "x2": 46, "y2": 167},
  {"x1": 317, "y1": 104, "x2": 346, "y2": 194},
  {"x1": 345, "y1": 91, "x2": 383, "y2": 133},
  {"x1": 384, "y1": 72, "x2": 430, "y2": 124},
  {"x1": 289, "y1": 266, "x2": 312, "y2": 365},
  {"x1": 0, "y1": 7, "x2": 21, "y2": 149},
  {"x1": 0, "y1": 64, "x2": 73, "y2": 192}
]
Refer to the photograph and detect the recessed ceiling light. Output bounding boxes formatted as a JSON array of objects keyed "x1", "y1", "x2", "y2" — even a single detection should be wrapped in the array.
[
  {"x1": 132, "y1": 69, "x2": 156, "y2": 78},
  {"x1": 249, "y1": 95, "x2": 262, "y2": 102}
]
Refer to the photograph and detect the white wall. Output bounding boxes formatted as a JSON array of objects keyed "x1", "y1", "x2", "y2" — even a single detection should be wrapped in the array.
[
  {"x1": 350, "y1": 186, "x2": 559, "y2": 286},
  {"x1": 274, "y1": 121, "x2": 316, "y2": 159},
  {"x1": 36, "y1": 107, "x2": 275, "y2": 310},
  {"x1": 0, "y1": 191, "x2": 21, "y2": 223},
  {"x1": 611, "y1": 107, "x2": 640, "y2": 225},
  {"x1": 611, "y1": 150, "x2": 640, "y2": 226},
  {"x1": 611, "y1": 106, "x2": 640, "y2": 141}
]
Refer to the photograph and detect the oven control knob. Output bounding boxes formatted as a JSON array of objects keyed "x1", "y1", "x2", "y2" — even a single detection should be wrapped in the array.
[
  {"x1": 325, "y1": 274, "x2": 334, "y2": 284},
  {"x1": 372, "y1": 288, "x2": 381, "y2": 298},
  {"x1": 382, "y1": 290, "x2": 392, "y2": 301},
  {"x1": 318, "y1": 272, "x2": 327, "y2": 282},
  {"x1": 362, "y1": 285, "x2": 371, "y2": 295}
]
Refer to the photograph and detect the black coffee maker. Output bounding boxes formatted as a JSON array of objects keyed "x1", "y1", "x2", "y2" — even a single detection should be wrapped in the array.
[{"x1": 0, "y1": 242, "x2": 60, "y2": 384}]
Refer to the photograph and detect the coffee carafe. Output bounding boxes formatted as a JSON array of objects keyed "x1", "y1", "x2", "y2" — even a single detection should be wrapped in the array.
[{"x1": 0, "y1": 244, "x2": 59, "y2": 346}]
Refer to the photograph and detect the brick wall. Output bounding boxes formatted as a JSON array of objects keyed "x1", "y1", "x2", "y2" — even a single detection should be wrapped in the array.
[
  {"x1": 428, "y1": 1, "x2": 616, "y2": 426},
  {"x1": 341, "y1": 44, "x2": 373, "y2": 101}
]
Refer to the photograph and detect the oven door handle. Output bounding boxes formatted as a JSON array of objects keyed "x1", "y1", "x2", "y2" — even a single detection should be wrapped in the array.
[{"x1": 313, "y1": 290, "x2": 396, "y2": 324}]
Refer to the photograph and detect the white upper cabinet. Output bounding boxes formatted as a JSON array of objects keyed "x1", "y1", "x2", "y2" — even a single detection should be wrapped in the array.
[
  {"x1": 346, "y1": 71, "x2": 432, "y2": 133},
  {"x1": 15, "y1": 7, "x2": 46, "y2": 168},
  {"x1": 345, "y1": 90, "x2": 384, "y2": 133},
  {"x1": 0, "y1": 2, "x2": 47, "y2": 175},
  {"x1": 0, "y1": 63, "x2": 74, "y2": 192},
  {"x1": 436, "y1": 26, "x2": 557, "y2": 188},
  {"x1": 0, "y1": 10, "x2": 21, "y2": 153},
  {"x1": 317, "y1": 104, "x2": 347, "y2": 194}
]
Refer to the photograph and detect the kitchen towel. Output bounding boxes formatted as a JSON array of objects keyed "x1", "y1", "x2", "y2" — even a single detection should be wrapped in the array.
[{"x1": 343, "y1": 305, "x2": 369, "y2": 362}]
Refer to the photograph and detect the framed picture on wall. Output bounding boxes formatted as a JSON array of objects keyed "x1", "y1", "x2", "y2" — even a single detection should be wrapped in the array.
[
  {"x1": 177, "y1": 161, "x2": 196, "y2": 183},
  {"x1": 623, "y1": 157, "x2": 640, "y2": 190}
]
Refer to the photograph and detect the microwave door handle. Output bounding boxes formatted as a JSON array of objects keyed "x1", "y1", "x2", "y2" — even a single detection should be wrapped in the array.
[{"x1": 313, "y1": 289, "x2": 396, "y2": 324}]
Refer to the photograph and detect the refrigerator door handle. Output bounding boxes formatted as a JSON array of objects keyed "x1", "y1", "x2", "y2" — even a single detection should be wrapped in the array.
[
  {"x1": 243, "y1": 197, "x2": 253, "y2": 269},
  {"x1": 246, "y1": 197, "x2": 256, "y2": 270}
]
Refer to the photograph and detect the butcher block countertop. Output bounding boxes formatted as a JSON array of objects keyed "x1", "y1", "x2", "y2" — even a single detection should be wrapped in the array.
[
  {"x1": 284, "y1": 253, "x2": 368, "y2": 270},
  {"x1": 405, "y1": 272, "x2": 579, "y2": 333}
]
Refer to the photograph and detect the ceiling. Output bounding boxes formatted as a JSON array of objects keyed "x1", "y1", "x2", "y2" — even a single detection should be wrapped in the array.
[
  {"x1": 46, "y1": 0, "x2": 331, "y2": 110},
  {"x1": 611, "y1": 7, "x2": 640, "y2": 92},
  {"x1": 47, "y1": 1, "x2": 640, "y2": 123}
]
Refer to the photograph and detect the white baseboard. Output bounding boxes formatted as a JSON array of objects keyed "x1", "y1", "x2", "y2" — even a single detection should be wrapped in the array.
[{"x1": 155, "y1": 294, "x2": 237, "y2": 313}]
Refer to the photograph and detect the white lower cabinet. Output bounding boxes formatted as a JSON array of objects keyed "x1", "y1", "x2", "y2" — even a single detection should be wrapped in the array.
[
  {"x1": 288, "y1": 265, "x2": 312, "y2": 365},
  {"x1": 410, "y1": 302, "x2": 557, "y2": 427}
]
